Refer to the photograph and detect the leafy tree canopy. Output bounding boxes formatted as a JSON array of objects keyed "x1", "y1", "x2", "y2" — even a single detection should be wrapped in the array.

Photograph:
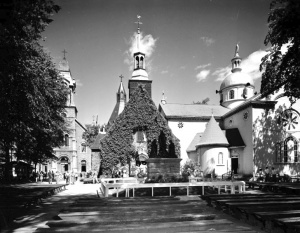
[
  {"x1": 193, "y1": 97, "x2": 210, "y2": 105},
  {"x1": 0, "y1": 0, "x2": 68, "y2": 179},
  {"x1": 260, "y1": 0, "x2": 300, "y2": 101},
  {"x1": 82, "y1": 124, "x2": 101, "y2": 147},
  {"x1": 99, "y1": 85, "x2": 180, "y2": 173}
]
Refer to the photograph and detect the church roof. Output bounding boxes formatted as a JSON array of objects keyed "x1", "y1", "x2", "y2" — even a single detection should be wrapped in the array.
[
  {"x1": 186, "y1": 133, "x2": 203, "y2": 152},
  {"x1": 159, "y1": 104, "x2": 230, "y2": 120},
  {"x1": 225, "y1": 128, "x2": 245, "y2": 148},
  {"x1": 90, "y1": 133, "x2": 106, "y2": 151},
  {"x1": 196, "y1": 116, "x2": 229, "y2": 147},
  {"x1": 107, "y1": 102, "x2": 123, "y2": 127}
]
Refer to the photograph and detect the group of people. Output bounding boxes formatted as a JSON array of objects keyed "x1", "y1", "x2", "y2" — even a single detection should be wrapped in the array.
[{"x1": 257, "y1": 166, "x2": 277, "y2": 182}]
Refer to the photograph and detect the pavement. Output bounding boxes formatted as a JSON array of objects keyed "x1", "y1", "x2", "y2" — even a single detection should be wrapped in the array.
[
  {"x1": 2, "y1": 182, "x2": 266, "y2": 233},
  {"x1": 2, "y1": 181, "x2": 99, "y2": 233}
]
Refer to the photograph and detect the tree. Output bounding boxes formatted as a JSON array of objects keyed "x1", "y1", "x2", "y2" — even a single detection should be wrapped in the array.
[
  {"x1": 98, "y1": 85, "x2": 180, "y2": 174},
  {"x1": 260, "y1": 0, "x2": 300, "y2": 101},
  {"x1": 0, "y1": 0, "x2": 68, "y2": 180},
  {"x1": 193, "y1": 98, "x2": 210, "y2": 105},
  {"x1": 82, "y1": 124, "x2": 101, "y2": 147}
]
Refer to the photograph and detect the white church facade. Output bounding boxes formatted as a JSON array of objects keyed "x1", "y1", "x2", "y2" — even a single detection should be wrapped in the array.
[{"x1": 159, "y1": 45, "x2": 300, "y2": 177}]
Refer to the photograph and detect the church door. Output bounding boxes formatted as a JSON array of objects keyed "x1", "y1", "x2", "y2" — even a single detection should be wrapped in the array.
[{"x1": 231, "y1": 158, "x2": 238, "y2": 174}]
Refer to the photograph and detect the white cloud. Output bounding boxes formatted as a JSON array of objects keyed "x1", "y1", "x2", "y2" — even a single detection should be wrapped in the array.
[
  {"x1": 196, "y1": 69, "x2": 210, "y2": 82},
  {"x1": 180, "y1": 65, "x2": 186, "y2": 70},
  {"x1": 161, "y1": 70, "x2": 169, "y2": 74},
  {"x1": 195, "y1": 63, "x2": 211, "y2": 70},
  {"x1": 212, "y1": 50, "x2": 267, "y2": 82},
  {"x1": 124, "y1": 32, "x2": 158, "y2": 73},
  {"x1": 200, "y1": 37, "x2": 215, "y2": 46}
]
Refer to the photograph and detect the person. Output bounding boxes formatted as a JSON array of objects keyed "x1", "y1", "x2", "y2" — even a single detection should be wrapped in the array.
[
  {"x1": 40, "y1": 171, "x2": 44, "y2": 182},
  {"x1": 265, "y1": 166, "x2": 270, "y2": 182},
  {"x1": 55, "y1": 171, "x2": 59, "y2": 184},
  {"x1": 92, "y1": 170, "x2": 99, "y2": 184},
  {"x1": 270, "y1": 167, "x2": 277, "y2": 182},
  {"x1": 75, "y1": 172, "x2": 78, "y2": 182},
  {"x1": 65, "y1": 171, "x2": 70, "y2": 184},
  {"x1": 48, "y1": 170, "x2": 53, "y2": 184},
  {"x1": 123, "y1": 170, "x2": 128, "y2": 178},
  {"x1": 257, "y1": 168, "x2": 264, "y2": 182},
  {"x1": 70, "y1": 171, "x2": 75, "y2": 185}
]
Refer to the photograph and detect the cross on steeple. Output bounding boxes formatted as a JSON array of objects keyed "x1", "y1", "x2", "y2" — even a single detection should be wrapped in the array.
[
  {"x1": 135, "y1": 15, "x2": 143, "y2": 32},
  {"x1": 62, "y1": 49, "x2": 67, "y2": 60},
  {"x1": 119, "y1": 74, "x2": 124, "y2": 82}
]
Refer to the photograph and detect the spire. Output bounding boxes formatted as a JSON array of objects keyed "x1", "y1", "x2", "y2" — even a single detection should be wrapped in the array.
[
  {"x1": 161, "y1": 91, "x2": 167, "y2": 105},
  {"x1": 117, "y1": 74, "x2": 126, "y2": 102},
  {"x1": 135, "y1": 15, "x2": 142, "y2": 51},
  {"x1": 131, "y1": 15, "x2": 148, "y2": 80},
  {"x1": 231, "y1": 44, "x2": 242, "y2": 73},
  {"x1": 196, "y1": 116, "x2": 229, "y2": 147}
]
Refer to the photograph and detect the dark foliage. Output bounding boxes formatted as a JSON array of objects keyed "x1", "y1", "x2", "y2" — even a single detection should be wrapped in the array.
[
  {"x1": 99, "y1": 85, "x2": 180, "y2": 174},
  {"x1": 260, "y1": 0, "x2": 300, "y2": 101}
]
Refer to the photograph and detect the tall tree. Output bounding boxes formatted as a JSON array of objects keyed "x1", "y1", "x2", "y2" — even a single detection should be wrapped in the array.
[
  {"x1": 260, "y1": 0, "x2": 300, "y2": 102},
  {"x1": 0, "y1": 0, "x2": 68, "y2": 180}
]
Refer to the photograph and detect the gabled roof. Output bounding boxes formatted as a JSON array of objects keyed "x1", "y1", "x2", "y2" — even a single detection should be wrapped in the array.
[
  {"x1": 225, "y1": 128, "x2": 245, "y2": 148},
  {"x1": 159, "y1": 103, "x2": 230, "y2": 120},
  {"x1": 90, "y1": 133, "x2": 106, "y2": 151},
  {"x1": 196, "y1": 116, "x2": 229, "y2": 147},
  {"x1": 186, "y1": 133, "x2": 203, "y2": 152}
]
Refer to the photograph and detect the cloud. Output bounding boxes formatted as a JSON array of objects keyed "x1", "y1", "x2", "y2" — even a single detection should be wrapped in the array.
[
  {"x1": 196, "y1": 69, "x2": 210, "y2": 82},
  {"x1": 212, "y1": 50, "x2": 268, "y2": 82},
  {"x1": 161, "y1": 70, "x2": 169, "y2": 74},
  {"x1": 76, "y1": 79, "x2": 83, "y2": 87},
  {"x1": 200, "y1": 37, "x2": 215, "y2": 46},
  {"x1": 124, "y1": 32, "x2": 158, "y2": 73},
  {"x1": 180, "y1": 66, "x2": 186, "y2": 70},
  {"x1": 195, "y1": 63, "x2": 211, "y2": 70}
]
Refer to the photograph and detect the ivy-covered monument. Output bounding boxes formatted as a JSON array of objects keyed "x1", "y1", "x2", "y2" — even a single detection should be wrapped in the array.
[{"x1": 97, "y1": 85, "x2": 181, "y2": 178}]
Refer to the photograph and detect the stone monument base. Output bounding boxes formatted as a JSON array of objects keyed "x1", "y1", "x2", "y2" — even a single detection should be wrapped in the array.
[{"x1": 147, "y1": 158, "x2": 182, "y2": 179}]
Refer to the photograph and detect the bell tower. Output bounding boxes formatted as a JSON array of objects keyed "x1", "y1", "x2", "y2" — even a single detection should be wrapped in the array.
[{"x1": 128, "y1": 15, "x2": 152, "y2": 99}]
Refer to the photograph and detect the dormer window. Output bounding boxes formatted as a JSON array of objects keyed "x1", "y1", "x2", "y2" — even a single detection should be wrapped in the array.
[{"x1": 229, "y1": 90, "x2": 235, "y2": 99}]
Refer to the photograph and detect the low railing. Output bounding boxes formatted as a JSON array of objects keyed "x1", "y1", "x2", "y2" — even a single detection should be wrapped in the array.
[{"x1": 100, "y1": 178, "x2": 245, "y2": 198}]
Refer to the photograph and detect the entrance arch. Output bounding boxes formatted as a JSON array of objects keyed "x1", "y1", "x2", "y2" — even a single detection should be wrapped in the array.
[{"x1": 59, "y1": 156, "x2": 70, "y2": 173}]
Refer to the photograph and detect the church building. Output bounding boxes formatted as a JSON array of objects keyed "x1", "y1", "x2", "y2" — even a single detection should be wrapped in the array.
[
  {"x1": 39, "y1": 54, "x2": 92, "y2": 175},
  {"x1": 159, "y1": 44, "x2": 300, "y2": 177}
]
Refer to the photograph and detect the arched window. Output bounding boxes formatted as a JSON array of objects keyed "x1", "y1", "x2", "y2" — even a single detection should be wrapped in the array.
[
  {"x1": 140, "y1": 57, "x2": 144, "y2": 68},
  {"x1": 81, "y1": 160, "x2": 86, "y2": 172},
  {"x1": 229, "y1": 90, "x2": 235, "y2": 99},
  {"x1": 137, "y1": 131, "x2": 144, "y2": 142},
  {"x1": 135, "y1": 56, "x2": 139, "y2": 69},
  {"x1": 64, "y1": 134, "x2": 69, "y2": 147},
  {"x1": 218, "y1": 152, "x2": 223, "y2": 164},
  {"x1": 284, "y1": 136, "x2": 298, "y2": 163},
  {"x1": 81, "y1": 143, "x2": 87, "y2": 153}
]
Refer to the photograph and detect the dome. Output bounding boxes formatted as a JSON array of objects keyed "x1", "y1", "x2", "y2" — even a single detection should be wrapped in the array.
[
  {"x1": 220, "y1": 71, "x2": 254, "y2": 91},
  {"x1": 132, "y1": 69, "x2": 149, "y2": 80}
]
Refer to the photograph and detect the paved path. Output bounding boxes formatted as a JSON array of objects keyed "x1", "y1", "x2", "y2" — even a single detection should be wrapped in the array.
[
  {"x1": 3, "y1": 182, "x2": 98, "y2": 233},
  {"x1": 3, "y1": 182, "x2": 265, "y2": 233}
]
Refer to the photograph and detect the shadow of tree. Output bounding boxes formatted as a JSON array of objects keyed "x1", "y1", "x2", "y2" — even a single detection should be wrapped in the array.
[{"x1": 252, "y1": 103, "x2": 300, "y2": 175}]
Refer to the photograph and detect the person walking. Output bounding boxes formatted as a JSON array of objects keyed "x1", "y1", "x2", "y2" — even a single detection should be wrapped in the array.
[
  {"x1": 92, "y1": 170, "x2": 98, "y2": 184},
  {"x1": 48, "y1": 170, "x2": 53, "y2": 184},
  {"x1": 65, "y1": 171, "x2": 70, "y2": 184}
]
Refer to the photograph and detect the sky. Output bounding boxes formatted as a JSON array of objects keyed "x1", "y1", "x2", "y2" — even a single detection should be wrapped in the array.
[{"x1": 42, "y1": 0, "x2": 272, "y2": 126}]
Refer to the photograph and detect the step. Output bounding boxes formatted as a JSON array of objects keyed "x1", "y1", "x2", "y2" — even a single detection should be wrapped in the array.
[
  {"x1": 35, "y1": 219, "x2": 234, "y2": 232},
  {"x1": 47, "y1": 213, "x2": 216, "y2": 227}
]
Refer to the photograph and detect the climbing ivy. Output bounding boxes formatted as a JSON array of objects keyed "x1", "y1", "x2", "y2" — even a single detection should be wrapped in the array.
[{"x1": 99, "y1": 85, "x2": 180, "y2": 173}]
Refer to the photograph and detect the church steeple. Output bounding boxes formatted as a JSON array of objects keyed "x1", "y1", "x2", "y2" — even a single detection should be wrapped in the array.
[
  {"x1": 231, "y1": 44, "x2": 242, "y2": 73},
  {"x1": 117, "y1": 75, "x2": 126, "y2": 103},
  {"x1": 129, "y1": 15, "x2": 152, "y2": 99},
  {"x1": 107, "y1": 75, "x2": 127, "y2": 128}
]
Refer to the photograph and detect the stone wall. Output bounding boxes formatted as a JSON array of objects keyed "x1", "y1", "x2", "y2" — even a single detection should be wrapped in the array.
[{"x1": 147, "y1": 158, "x2": 182, "y2": 179}]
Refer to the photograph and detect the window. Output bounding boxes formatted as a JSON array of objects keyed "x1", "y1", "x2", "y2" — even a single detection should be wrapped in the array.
[
  {"x1": 276, "y1": 137, "x2": 298, "y2": 163},
  {"x1": 218, "y1": 152, "x2": 223, "y2": 164},
  {"x1": 64, "y1": 134, "x2": 69, "y2": 146},
  {"x1": 81, "y1": 144, "x2": 87, "y2": 153},
  {"x1": 229, "y1": 90, "x2": 235, "y2": 99},
  {"x1": 81, "y1": 160, "x2": 86, "y2": 172}
]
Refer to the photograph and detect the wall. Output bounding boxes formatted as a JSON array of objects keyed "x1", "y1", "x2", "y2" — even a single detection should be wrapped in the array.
[
  {"x1": 197, "y1": 147, "x2": 229, "y2": 177},
  {"x1": 252, "y1": 94, "x2": 300, "y2": 176},
  {"x1": 223, "y1": 106, "x2": 253, "y2": 175},
  {"x1": 168, "y1": 120, "x2": 207, "y2": 164}
]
